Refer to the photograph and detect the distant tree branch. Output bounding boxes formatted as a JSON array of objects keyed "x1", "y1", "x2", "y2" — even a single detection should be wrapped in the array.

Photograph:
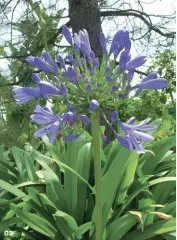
[{"x1": 100, "y1": 9, "x2": 176, "y2": 38}]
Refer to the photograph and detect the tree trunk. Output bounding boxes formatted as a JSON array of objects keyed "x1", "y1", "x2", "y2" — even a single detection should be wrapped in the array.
[{"x1": 69, "y1": 0, "x2": 102, "y2": 59}]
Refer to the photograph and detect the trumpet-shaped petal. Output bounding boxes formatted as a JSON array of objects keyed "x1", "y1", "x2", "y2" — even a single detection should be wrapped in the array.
[
  {"x1": 34, "y1": 57, "x2": 53, "y2": 73},
  {"x1": 137, "y1": 78, "x2": 168, "y2": 90},
  {"x1": 39, "y1": 81, "x2": 61, "y2": 96},
  {"x1": 115, "y1": 134, "x2": 129, "y2": 149},
  {"x1": 62, "y1": 25, "x2": 73, "y2": 44},
  {"x1": 13, "y1": 86, "x2": 41, "y2": 104},
  {"x1": 126, "y1": 56, "x2": 147, "y2": 70},
  {"x1": 68, "y1": 67, "x2": 78, "y2": 84}
]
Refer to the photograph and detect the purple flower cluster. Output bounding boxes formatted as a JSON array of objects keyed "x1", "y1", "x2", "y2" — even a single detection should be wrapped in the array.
[{"x1": 12, "y1": 25, "x2": 168, "y2": 152}]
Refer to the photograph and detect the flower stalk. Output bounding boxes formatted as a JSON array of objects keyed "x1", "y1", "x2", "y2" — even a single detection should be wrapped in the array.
[{"x1": 91, "y1": 112, "x2": 102, "y2": 240}]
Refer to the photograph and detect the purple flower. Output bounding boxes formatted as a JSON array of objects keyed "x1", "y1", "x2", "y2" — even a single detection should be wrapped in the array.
[
  {"x1": 119, "y1": 51, "x2": 129, "y2": 70},
  {"x1": 62, "y1": 25, "x2": 73, "y2": 45},
  {"x1": 26, "y1": 54, "x2": 58, "y2": 74},
  {"x1": 81, "y1": 42, "x2": 90, "y2": 57},
  {"x1": 115, "y1": 134, "x2": 145, "y2": 153},
  {"x1": 64, "y1": 135, "x2": 79, "y2": 141},
  {"x1": 42, "y1": 52, "x2": 55, "y2": 65},
  {"x1": 136, "y1": 78, "x2": 167, "y2": 93},
  {"x1": 120, "y1": 117, "x2": 156, "y2": 133},
  {"x1": 79, "y1": 30, "x2": 91, "y2": 51},
  {"x1": 80, "y1": 114, "x2": 90, "y2": 125},
  {"x1": 73, "y1": 29, "x2": 91, "y2": 57},
  {"x1": 32, "y1": 73, "x2": 40, "y2": 84},
  {"x1": 57, "y1": 55, "x2": 66, "y2": 70},
  {"x1": 109, "y1": 30, "x2": 124, "y2": 55},
  {"x1": 67, "y1": 67, "x2": 78, "y2": 84},
  {"x1": 13, "y1": 81, "x2": 61, "y2": 104},
  {"x1": 60, "y1": 82, "x2": 67, "y2": 97},
  {"x1": 135, "y1": 72, "x2": 157, "y2": 96},
  {"x1": 63, "y1": 111, "x2": 75, "y2": 123},
  {"x1": 111, "y1": 111, "x2": 117, "y2": 123},
  {"x1": 90, "y1": 99, "x2": 99, "y2": 110},
  {"x1": 116, "y1": 117, "x2": 156, "y2": 153},
  {"x1": 41, "y1": 52, "x2": 58, "y2": 74},
  {"x1": 100, "y1": 32, "x2": 107, "y2": 55},
  {"x1": 39, "y1": 81, "x2": 61, "y2": 96},
  {"x1": 126, "y1": 56, "x2": 147, "y2": 70},
  {"x1": 31, "y1": 105, "x2": 63, "y2": 143},
  {"x1": 13, "y1": 86, "x2": 41, "y2": 104}
]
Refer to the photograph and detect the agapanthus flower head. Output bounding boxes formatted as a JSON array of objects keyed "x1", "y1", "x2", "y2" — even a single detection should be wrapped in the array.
[{"x1": 13, "y1": 25, "x2": 169, "y2": 148}]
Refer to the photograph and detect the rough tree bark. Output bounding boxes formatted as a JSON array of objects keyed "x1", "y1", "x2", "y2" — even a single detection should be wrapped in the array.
[{"x1": 69, "y1": 0, "x2": 102, "y2": 59}]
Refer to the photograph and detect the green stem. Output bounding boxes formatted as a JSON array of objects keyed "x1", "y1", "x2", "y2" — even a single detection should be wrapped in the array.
[{"x1": 91, "y1": 112, "x2": 102, "y2": 240}]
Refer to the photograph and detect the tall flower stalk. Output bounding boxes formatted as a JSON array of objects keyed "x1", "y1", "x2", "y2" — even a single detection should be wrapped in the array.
[{"x1": 91, "y1": 112, "x2": 102, "y2": 240}]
